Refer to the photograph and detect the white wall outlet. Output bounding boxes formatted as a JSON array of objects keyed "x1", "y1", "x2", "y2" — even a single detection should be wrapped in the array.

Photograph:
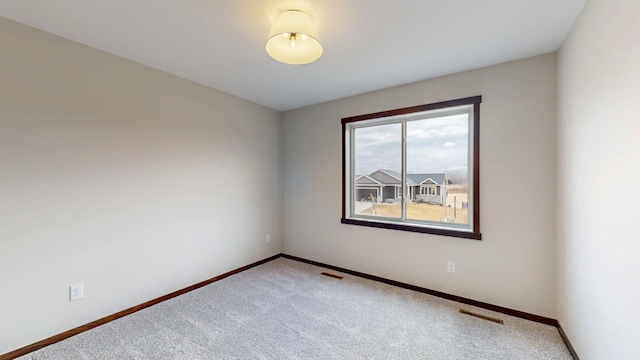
[
  {"x1": 266, "y1": 234, "x2": 271, "y2": 243},
  {"x1": 447, "y1": 261, "x2": 456, "y2": 273},
  {"x1": 69, "y1": 283, "x2": 84, "y2": 301}
]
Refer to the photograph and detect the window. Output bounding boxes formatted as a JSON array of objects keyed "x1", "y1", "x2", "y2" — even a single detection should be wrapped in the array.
[{"x1": 341, "y1": 96, "x2": 481, "y2": 240}]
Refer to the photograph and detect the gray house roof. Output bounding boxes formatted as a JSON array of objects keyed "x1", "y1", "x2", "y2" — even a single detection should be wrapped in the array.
[
  {"x1": 367, "y1": 169, "x2": 447, "y2": 185},
  {"x1": 368, "y1": 169, "x2": 401, "y2": 184},
  {"x1": 407, "y1": 173, "x2": 446, "y2": 185},
  {"x1": 355, "y1": 174, "x2": 381, "y2": 185}
]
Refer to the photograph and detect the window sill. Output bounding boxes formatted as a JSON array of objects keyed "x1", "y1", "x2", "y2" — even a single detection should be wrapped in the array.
[{"x1": 340, "y1": 218, "x2": 482, "y2": 240}]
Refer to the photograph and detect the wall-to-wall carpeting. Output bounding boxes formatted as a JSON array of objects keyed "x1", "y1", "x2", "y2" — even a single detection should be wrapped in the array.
[{"x1": 18, "y1": 258, "x2": 572, "y2": 359}]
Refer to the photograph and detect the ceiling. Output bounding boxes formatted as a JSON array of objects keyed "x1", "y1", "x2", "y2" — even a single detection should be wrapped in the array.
[{"x1": 0, "y1": 1, "x2": 586, "y2": 111}]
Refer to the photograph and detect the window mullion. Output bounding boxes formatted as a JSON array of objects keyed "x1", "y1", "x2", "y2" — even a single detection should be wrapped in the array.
[{"x1": 401, "y1": 120, "x2": 407, "y2": 222}]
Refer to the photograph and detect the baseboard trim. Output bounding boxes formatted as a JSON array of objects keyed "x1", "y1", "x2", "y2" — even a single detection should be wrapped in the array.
[
  {"x1": 0, "y1": 254, "x2": 281, "y2": 360},
  {"x1": 281, "y1": 254, "x2": 559, "y2": 326},
  {"x1": 557, "y1": 323, "x2": 580, "y2": 359}
]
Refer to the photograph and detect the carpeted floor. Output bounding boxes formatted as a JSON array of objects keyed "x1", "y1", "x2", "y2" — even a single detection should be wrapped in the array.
[{"x1": 18, "y1": 258, "x2": 573, "y2": 359}]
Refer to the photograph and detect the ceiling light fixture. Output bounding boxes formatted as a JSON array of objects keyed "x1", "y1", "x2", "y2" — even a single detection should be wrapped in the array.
[{"x1": 266, "y1": 10, "x2": 323, "y2": 65}]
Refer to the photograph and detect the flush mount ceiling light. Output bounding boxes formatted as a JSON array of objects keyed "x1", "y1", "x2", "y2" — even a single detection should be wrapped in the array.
[{"x1": 266, "y1": 10, "x2": 323, "y2": 65}]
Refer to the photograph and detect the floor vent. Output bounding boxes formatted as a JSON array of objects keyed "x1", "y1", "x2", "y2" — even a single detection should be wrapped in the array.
[
  {"x1": 321, "y1": 272, "x2": 344, "y2": 280},
  {"x1": 459, "y1": 309, "x2": 504, "y2": 324}
]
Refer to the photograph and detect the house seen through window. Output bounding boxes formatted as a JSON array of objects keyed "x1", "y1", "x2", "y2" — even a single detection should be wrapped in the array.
[{"x1": 341, "y1": 96, "x2": 481, "y2": 239}]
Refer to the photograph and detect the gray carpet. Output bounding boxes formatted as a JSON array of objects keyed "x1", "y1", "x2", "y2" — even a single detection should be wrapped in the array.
[{"x1": 18, "y1": 258, "x2": 573, "y2": 359}]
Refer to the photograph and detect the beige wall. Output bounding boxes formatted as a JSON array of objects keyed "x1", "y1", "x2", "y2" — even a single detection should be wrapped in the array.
[
  {"x1": 282, "y1": 54, "x2": 558, "y2": 318},
  {"x1": 0, "y1": 18, "x2": 282, "y2": 354},
  {"x1": 557, "y1": 0, "x2": 640, "y2": 358}
]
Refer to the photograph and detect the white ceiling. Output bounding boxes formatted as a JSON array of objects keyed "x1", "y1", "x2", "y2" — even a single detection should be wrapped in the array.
[{"x1": 1, "y1": 0, "x2": 585, "y2": 111}]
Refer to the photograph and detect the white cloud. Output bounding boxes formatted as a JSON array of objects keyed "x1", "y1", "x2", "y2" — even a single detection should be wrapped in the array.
[{"x1": 353, "y1": 113, "x2": 469, "y2": 175}]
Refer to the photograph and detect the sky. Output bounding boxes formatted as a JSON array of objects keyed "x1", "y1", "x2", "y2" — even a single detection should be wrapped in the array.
[{"x1": 354, "y1": 114, "x2": 469, "y2": 177}]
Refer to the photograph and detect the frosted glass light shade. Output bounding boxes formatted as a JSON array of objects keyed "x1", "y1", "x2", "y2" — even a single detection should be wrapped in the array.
[{"x1": 266, "y1": 10, "x2": 323, "y2": 65}]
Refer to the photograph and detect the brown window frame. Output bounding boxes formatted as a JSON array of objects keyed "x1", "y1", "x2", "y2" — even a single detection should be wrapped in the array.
[{"x1": 341, "y1": 96, "x2": 481, "y2": 240}]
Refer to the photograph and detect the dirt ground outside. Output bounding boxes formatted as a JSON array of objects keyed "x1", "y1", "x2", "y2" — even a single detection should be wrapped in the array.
[{"x1": 358, "y1": 193, "x2": 468, "y2": 224}]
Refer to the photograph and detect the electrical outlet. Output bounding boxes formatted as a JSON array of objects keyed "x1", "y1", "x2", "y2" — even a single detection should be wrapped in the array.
[
  {"x1": 447, "y1": 261, "x2": 456, "y2": 273},
  {"x1": 69, "y1": 283, "x2": 84, "y2": 301},
  {"x1": 266, "y1": 234, "x2": 271, "y2": 243}
]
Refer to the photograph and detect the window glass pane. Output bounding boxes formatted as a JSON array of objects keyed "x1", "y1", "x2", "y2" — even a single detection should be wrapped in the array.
[
  {"x1": 406, "y1": 114, "x2": 469, "y2": 225},
  {"x1": 353, "y1": 123, "x2": 401, "y2": 218}
]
